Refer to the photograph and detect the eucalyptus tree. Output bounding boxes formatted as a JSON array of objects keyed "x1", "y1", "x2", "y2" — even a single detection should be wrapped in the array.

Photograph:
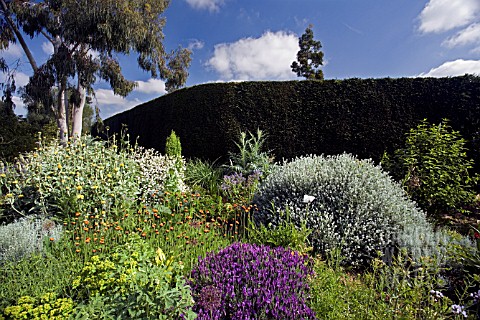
[
  {"x1": 1, "y1": 0, "x2": 191, "y2": 143},
  {"x1": 291, "y1": 25, "x2": 324, "y2": 80}
]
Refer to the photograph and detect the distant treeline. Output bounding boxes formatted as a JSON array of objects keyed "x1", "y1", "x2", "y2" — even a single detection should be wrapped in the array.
[{"x1": 96, "y1": 75, "x2": 480, "y2": 168}]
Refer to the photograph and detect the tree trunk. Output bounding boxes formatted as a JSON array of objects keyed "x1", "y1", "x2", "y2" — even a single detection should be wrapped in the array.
[
  {"x1": 71, "y1": 83, "x2": 86, "y2": 140},
  {"x1": 56, "y1": 80, "x2": 68, "y2": 145}
]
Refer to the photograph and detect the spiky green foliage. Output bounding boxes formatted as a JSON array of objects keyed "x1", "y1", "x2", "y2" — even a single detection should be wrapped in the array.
[
  {"x1": 225, "y1": 128, "x2": 274, "y2": 177},
  {"x1": 382, "y1": 119, "x2": 479, "y2": 214},
  {"x1": 185, "y1": 158, "x2": 223, "y2": 195},
  {"x1": 253, "y1": 153, "x2": 448, "y2": 267}
]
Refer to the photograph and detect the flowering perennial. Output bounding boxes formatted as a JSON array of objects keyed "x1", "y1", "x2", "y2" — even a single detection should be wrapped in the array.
[{"x1": 189, "y1": 242, "x2": 316, "y2": 319}]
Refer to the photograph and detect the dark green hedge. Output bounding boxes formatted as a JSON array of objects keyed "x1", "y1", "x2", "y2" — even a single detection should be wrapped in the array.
[{"x1": 96, "y1": 76, "x2": 480, "y2": 167}]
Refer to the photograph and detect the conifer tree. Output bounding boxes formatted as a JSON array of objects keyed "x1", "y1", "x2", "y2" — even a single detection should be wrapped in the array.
[{"x1": 291, "y1": 25, "x2": 324, "y2": 80}]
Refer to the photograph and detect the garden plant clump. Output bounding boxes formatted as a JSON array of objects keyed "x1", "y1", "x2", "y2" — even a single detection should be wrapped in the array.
[
  {"x1": 189, "y1": 242, "x2": 316, "y2": 319},
  {"x1": 382, "y1": 119, "x2": 479, "y2": 215},
  {"x1": 253, "y1": 153, "x2": 449, "y2": 267},
  {"x1": 0, "y1": 125, "x2": 479, "y2": 319}
]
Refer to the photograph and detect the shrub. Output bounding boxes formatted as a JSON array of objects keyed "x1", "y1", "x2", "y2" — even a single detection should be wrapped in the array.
[
  {"x1": 189, "y1": 242, "x2": 316, "y2": 319},
  {"x1": 382, "y1": 119, "x2": 479, "y2": 214},
  {"x1": 0, "y1": 135, "x2": 186, "y2": 222},
  {"x1": 0, "y1": 135, "x2": 140, "y2": 221},
  {"x1": 165, "y1": 130, "x2": 182, "y2": 158},
  {"x1": 253, "y1": 153, "x2": 447, "y2": 267},
  {"x1": 0, "y1": 215, "x2": 62, "y2": 264},
  {"x1": 72, "y1": 234, "x2": 196, "y2": 319},
  {"x1": 133, "y1": 145, "x2": 188, "y2": 200}
]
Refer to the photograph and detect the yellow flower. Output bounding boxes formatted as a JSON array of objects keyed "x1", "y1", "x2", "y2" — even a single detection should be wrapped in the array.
[
  {"x1": 119, "y1": 163, "x2": 124, "y2": 167},
  {"x1": 107, "y1": 174, "x2": 112, "y2": 178},
  {"x1": 5, "y1": 193, "x2": 13, "y2": 198},
  {"x1": 92, "y1": 185, "x2": 99, "y2": 189},
  {"x1": 77, "y1": 194, "x2": 84, "y2": 200},
  {"x1": 0, "y1": 173, "x2": 5, "y2": 178},
  {"x1": 76, "y1": 185, "x2": 83, "y2": 191},
  {"x1": 57, "y1": 164, "x2": 62, "y2": 169}
]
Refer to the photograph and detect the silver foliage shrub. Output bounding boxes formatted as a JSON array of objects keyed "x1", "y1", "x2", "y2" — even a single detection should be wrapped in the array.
[
  {"x1": 253, "y1": 153, "x2": 448, "y2": 266},
  {"x1": 0, "y1": 215, "x2": 63, "y2": 264}
]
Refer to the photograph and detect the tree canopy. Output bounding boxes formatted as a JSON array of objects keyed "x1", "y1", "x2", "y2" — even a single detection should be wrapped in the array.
[
  {"x1": 1, "y1": 0, "x2": 191, "y2": 142},
  {"x1": 291, "y1": 26, "x2": 324, "y2": 80}
]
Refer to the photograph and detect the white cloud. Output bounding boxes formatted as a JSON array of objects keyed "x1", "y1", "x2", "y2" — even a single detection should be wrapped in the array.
[
  {"x1": 41, "y1": 41, "x2": 54, "y2": 55},
  {"x1": 418, "y1": 0, "x2": 480, "y2": 34},
  {"x1": 15, "y1": 72, "x2": 30, "y2": 87},
  {"x1": 12, "y1": 96, "x2": 27, "y2": 116},
  {"x1": 188, "y1": 39, "x2": 205, "y2": 51},
  {"x1": 0, "y1": 71, "x2": 30, "y2": 87},
  {"x1": 418, "y1": 59, "x2": 480, "y2": 77},
  {"x1": 1, "y1": 43, "x2": 23, "y2": 59},
  {"x1": 206, "y1": 31, "x2": 299, "y2": 81},
  {"x1": 94, "y1": 88, "x2": 141, "y2": 119},
  {"x1": 134, "y1": 78, "x2": 166, "y2": 94},
  {"x1": 185, "y1": 0, "x2": 224, "y2": 12},
  {"x1": 443, "y1": 23, "x2": 480, "y2": 48}
]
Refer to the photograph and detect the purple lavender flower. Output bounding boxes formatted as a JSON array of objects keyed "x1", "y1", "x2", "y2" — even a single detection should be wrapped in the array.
[{"x1": 189, "y1": 242, "x2": 316, "y2": 319}]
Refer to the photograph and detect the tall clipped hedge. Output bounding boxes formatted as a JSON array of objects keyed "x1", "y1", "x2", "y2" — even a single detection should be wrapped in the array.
[{"x1": 96, "y1": 76, "x2": 480, "y2": 170}]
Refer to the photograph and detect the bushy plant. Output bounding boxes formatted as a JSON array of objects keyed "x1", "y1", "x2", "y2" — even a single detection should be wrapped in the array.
[
  {"x1": 253, "y1": 153, "x2": 447, "y2": 267},
  {"x1": 72, "y1": 234, "x2": 196, "y2": 319},
  {"x1": 0, "y1": 135, "x2": 140, "y2": 221},
  {"x1": 3, "y1": 293, "x2": 74, "y2": 320},
  {"x1": 382, "y1": 119, "x2": 479, "y2": 213},
  {"x1": 0, "y1": 215, "x2": 62, "y2": 264},
  {"x1": 165, "y1": 130, "x2": 182, "y2": 158},
  {"x1": 189, "y1": 242, "x2": 316, "y2": 319},
  {"x1": 0, "y1": 135, "x2": 186, "y2": 222},
  {"x1": 133, "y1": 145, "x2": 188, "y2": 200}
]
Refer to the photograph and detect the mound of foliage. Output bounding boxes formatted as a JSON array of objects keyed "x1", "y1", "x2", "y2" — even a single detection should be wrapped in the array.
[{"x1": 253, "y1": 153, "x2": 449, "y2": 267}]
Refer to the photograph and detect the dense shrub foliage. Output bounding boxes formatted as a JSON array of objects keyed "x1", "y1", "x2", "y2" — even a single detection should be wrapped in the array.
[
  {"x1": 99, "y1": 76, "x2": 480, "y2": 174},
  {"x1": 382, "y1": 119, "x2": 479, "y2": 214},
  {"x1": 253, "y1": 154, "x2": 448, "y2": 266},
  {"x1": 189, "y1": 242, "x2": 316, "y2": 319}
]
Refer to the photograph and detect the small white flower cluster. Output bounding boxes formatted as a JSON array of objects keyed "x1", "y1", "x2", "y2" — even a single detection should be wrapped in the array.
[
  {"x1": 253, "y1": 153, "x2": 443, "y2": 266},
  {"x1": 0, "y1": 216, "x2": 63, "y2": 264},
  {"x1": 133, "y1": 147, "x2": 188, "y2": 200},
  {"x1": 451, "y1": 304, "x2": 467, "y2": 318}
]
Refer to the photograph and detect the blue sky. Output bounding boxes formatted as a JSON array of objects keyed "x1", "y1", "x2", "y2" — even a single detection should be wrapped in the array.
[{"x1": 2, "y1": 0, "x2": 480, "y2": 119}]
